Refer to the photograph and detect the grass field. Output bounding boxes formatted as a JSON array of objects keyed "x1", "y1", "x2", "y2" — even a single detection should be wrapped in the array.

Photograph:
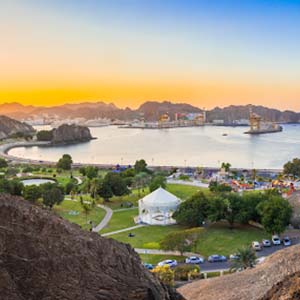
[
  {"x1": 166, "y1": 184, "x2": 208, "y2": 200},
  {"x1": 111, "y1": 225, "x2": 185, "y2": 249},
  {"x1": 100, "y1": 208, "x2": 138, "y2": 233},
  {"x1": 54, "y1": 199, "x2": 105, "y2": 230},
  {"x1": 195, "y1": 222, "x2": 269, "y2": 257}
]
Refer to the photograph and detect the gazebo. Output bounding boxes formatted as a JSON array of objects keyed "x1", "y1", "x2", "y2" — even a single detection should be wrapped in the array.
[{"x1": 138, "y1": 187, "x2": 181, "y2": 225}]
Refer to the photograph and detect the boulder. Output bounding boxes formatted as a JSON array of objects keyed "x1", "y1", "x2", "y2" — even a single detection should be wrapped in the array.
[
  {"x1": 0, "y1": 194, "x2": 183, "y2": 300},
  {"x1": 52, "y1": 124, "x2": 93, "y2": 144}
]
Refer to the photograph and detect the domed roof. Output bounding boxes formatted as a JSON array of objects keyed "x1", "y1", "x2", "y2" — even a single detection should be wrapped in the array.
[{"x1": 140, "y1": 187, "x2": 181, "y2": 207}]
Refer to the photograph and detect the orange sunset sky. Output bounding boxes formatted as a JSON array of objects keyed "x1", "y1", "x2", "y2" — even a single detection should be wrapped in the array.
[{"x1": 1, "y1": 1, "x2": 300, "y2": 110}]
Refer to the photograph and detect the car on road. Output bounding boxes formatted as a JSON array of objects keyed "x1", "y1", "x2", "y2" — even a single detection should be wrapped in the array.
[
  {"x1": 229, "y1": 253, "x2": 241, "y2": 260},
  {"x1": 252, "y1": 241, "x2": 262, "y2": 251},
  {"x1": 272, "y1": 235, "x2": 281, "y2": 246},
  {"x1": 262, "y1": 239, "x2": 271, "y2": 247},
  {"x1": 157, "y1": 259, "x2": 178, "y2": 268},
  {"x1": 143, "y1": 263, "x2": 154, "y2": 270},
  {"x1": 185, "y1": 256, "x2": 204, "y2": 264},
  {"x1": 208, "y1": 254, "x2": 227, "y2": 263},
  {"x1": 283, "y1": 237, "x2": 291, "y2": 246}
]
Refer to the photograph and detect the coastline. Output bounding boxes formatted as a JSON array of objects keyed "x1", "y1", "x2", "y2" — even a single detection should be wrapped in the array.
[{"x1": 0, "y1": 140, "x2": 283, "y2": 174}]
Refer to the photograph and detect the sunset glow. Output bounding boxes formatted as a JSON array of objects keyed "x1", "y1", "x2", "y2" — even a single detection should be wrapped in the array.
[{"x1": 1, "y1": 0, "x2": 300, "y2": 110}]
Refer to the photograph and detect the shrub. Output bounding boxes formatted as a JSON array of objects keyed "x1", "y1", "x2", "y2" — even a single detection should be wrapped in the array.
[
  {"x1": 151, "y1": 265, "x2": 174, "y2": 286},
  {"x1": 174, "y1": 265, "x2": 200, "y2": 281}
]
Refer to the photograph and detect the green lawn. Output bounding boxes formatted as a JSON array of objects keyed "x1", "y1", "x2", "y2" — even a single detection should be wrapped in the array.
[
  {"x1": 100, "y1": 208, "x2": 138, "y2": 233},
  {"x1": 111, "y1": 225, "x2": 185, "y2": 249},
  {"x1": 166, "y1": 184, "x2": 209, "y2": 200},
  {"x1": 54, "y1": 199, "x2": 106, "y2": 230},
  {"x1": 195, "y1": 222, "x2": 269, "y2": 257},
  {"x1": 139, "y1": 254, "x2": 185, "y2": 265}
]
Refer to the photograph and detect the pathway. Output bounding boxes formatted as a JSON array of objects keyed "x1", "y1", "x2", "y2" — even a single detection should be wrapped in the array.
[
  {"x1": 92, "y1": 205, "x2": 113, "y2": 232},
  {"x1": 167, "y1": 179, "x2": 209, "y2": 188},
  {"x1": 74, "y1": 176, "x2": 83, "y2": 185},
  {"x1": 101, "y1": 224, "x2": 145, "y2": 236},
  {"x1": 135, "y1": 248, "x2": 203, "y2": 258}
]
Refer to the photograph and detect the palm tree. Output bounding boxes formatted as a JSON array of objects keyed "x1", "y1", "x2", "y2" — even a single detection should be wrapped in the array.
[{"x1": 230, "y1": 247, "x2": 257, "y2": 271}]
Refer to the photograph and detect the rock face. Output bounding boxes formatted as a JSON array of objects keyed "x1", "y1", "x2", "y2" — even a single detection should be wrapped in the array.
[
  {"x1": 0, "y1": 115, "x2": 34, "y2": 140},
  {"x1": 179, "y1": 245, "x2": 300, "y2": 300},
  {"x1": 0, "y1": 194, "x2": 183, "y2": 300},
  {"x1": 52, "y1": 124, "x2": 93, "y2": 144}
]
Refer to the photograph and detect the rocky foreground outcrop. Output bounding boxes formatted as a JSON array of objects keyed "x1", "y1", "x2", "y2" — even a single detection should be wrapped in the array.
[
  {"x1": 0, "y1": 194, "x2": 183, "y2": 300},
  {"x1": 0, "y1": 115, "x2": 34, "y2": 140},
  {"x1": 179, "y1": 245, "x2": 300, "y2": 300},
  {"x1": 52, "y1": 124, "x2": 93, "y2": 144}
]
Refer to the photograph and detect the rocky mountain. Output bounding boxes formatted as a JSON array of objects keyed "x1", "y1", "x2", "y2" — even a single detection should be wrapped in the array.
[
  {"x1": 0, "y1": 102, "x2": 299, "y2": 123},
  {"x1": 137, "y1": 101, "x2": 202, "y2": 121},
  {"x1": 0, "y1": 115, "x2": 35, "y2": 140},
  {"x1": 206, "y1": 105, "x2": 300, "y2": 123},
  {"x1": 0, "y1": 194, "x2": 183, "y2": 300},
  {"x1": 179, "y1": 245, "x2": 300, "y2": 300},
  {"x1": 51, "y1": 124, "x2": 93, "y2": 144}
]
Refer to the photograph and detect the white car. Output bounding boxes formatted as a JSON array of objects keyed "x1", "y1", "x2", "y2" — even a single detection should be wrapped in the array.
[
  {"x1": 185, "y1": 256, "x2": 204, "y2": 264},
  {"x1": 157, "y1": 259, "x2": 178, "y2": 268},
  {"x1": 229, "y1": 253, "x2": 241, "y2": 260},
  {"x1": 272, "y1": 235, "x2": 281, "y2": 246},
  {"x1": 283, "y1": 237, "x2": 291, "y2": 246},
  {"x1": 262, "y1": 239, "x2": 271, "y2": 247},
  {"x1": 252, "y1": 241, "x2": 262, "y2": 251}
]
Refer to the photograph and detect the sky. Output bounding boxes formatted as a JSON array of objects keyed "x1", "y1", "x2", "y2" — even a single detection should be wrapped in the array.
[{"x1": 1, "y1": 0, "x2": 300, "y2": 110}]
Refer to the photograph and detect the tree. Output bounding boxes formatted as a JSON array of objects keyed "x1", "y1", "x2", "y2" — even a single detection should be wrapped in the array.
[
  {"x1": 104, "y1": 172, "x2": 130, "y2": 196},
  {"x1": 209, "y1": 181, "x2": 232, "y2": 193},
  {"x1": 65, "y1": 181, "x2": 77, "y2": 195},
  {"x1": 0, "y1": 158, "x2": 8, "y2": 168},
  {"x1": 173, "y1": 192, "x2": 209, "y2": 227},
  {"x1": 151, "y1": 265, "x2": 174, "y2": 286},
  {"x1": 23, "y1": 185, "x2": 41, "y2": 203},
  {"x1": 149, "y1": 175, "x2": 166, "y2": 192},
  {"x1": 36, "y1": 130, "x2": 53, "y2": 141},
  {"x1": 79, "y1": 167, "x2": 86, "y2": 176},
  {"x1": 223, "y1": 193, "x2": 245, "y2": 228},
  {"x1": 80, "y1": 197, "x2": 95, "y2": 225},
  {"x1": 257, "y1": 196, "x2": 292, "y2": 234},
  {"x1": 56, "y1": 154, "x2": 73, "y2": 170},
  {"x1": 221, "y1": 162, "x2": 231, "y2": 172},
  {"x1": 133, "y1": 172, "x2": 151, "y2": 196},
  {"x1": 98, "y1": 180, "x2": 113, "y2": 202},
  {"x1": 283, "y1": 158, "x2": 300, "y2": 178},
  {"x1": 134, "y1": 159, "x2": 148, "y2": 173},
  {"x1": 85, "y1": 166, "x2": 98, "y2": 180},
  {"x1": 41, "y1": 183, "x2": 64, "y2": 209},
  {"x1": 230, "y1": 247, "x2": 257, "y2": 271}
]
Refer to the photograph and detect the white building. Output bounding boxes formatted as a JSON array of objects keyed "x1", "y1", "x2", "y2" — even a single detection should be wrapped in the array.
[{"x1": 138, "y1": 187, "x2": 181, "y2": 225}]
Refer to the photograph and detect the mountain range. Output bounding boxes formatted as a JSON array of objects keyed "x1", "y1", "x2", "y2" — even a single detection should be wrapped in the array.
[{"x1": 0, "y1": 101, "x2": 300, "y2": 123}]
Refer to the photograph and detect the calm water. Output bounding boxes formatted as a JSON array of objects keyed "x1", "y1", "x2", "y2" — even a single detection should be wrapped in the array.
[
  {"x1": 21, "y1": 179, "x2": 56, "y2": 186},
  {"x1": 9, "y1": 124, "x2": 300, "y2": 169}
]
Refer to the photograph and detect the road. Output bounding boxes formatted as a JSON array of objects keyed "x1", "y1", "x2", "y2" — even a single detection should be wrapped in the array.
[{"x1": 184, "y1": 243, "x2": 299, "y2": 272}]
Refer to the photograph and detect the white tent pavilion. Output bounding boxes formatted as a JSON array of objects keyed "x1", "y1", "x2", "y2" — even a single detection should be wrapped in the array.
[{"x1": 138, "y1": 187, "x2": 181, "y2": 225}]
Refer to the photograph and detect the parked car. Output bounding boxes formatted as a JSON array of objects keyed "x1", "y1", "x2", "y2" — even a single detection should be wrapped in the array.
[
  {"x1": 272, "y1": 235, "x2": 281, "y2": 246},
  {"x1": 252, "y1": 241, "x2": 262, "y2": 251},
  {"x1": 283, "y1": 237, "x2": 291, "y2": 246},
  {"x1": 229, "y1": 253, "x2": 241, "y2": 260},
  {"x1": 185, "y1": 256, "x2": 204, "y2": 264},
  {"x1": 208, "y1": 254, "x2": 227, "y2": 263},
  {"x1": 157, "y1": 259, "x2": 178, "y2": 267},
  {"x1": 143, "y1": 263, "x2": 154, "y2": 270},
  {"x1": 262, "y1": 239, "x2": 271, "y2": 247}
]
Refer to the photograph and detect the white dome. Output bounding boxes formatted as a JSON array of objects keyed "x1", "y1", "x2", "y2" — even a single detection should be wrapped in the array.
[{"x1": 140, "y1": 187, "x2": 180, "y2": 207}]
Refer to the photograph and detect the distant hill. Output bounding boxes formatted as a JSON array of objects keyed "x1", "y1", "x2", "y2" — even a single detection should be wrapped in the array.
[
  {"x1": 0, "y1": 115, "x2": 35, "y2": 140},
  {"x1": 0, "y1": 101, "x2": 299, "y2": 123}
]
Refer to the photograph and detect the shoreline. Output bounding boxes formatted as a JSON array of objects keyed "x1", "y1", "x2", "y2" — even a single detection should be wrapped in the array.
[{"x1": 0, "y1": 140, "x2": 283, "y2": 174}]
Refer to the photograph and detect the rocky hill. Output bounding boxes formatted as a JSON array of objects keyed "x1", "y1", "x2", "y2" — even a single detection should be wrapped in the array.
[
  {"x1": 0, "y1": 194, "x2": 183, "y2": 300},
  {"x1": 51, "y1": 124, "x2": 93, "y2": 144},
  {"x1": 179, "y1": 245, "x2": 300, "y2": 300},
  {"x1": 0, "y1": 115, "x2": 35, "y2": 140}
]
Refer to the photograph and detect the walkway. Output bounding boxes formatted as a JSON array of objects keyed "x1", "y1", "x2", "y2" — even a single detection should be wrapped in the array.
[
  {"x1": 92, "y1": 205, "x2": 113, "y2": 232},
  {"x1": 167, "y1": 179, "x2": 209, "y2": 188},
  {"x1": 135, "y1": 248, "x2": 203, "y2": 258},
  {"x1": 101, "y1": 224, "x2": 145, "y2": 237}
]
